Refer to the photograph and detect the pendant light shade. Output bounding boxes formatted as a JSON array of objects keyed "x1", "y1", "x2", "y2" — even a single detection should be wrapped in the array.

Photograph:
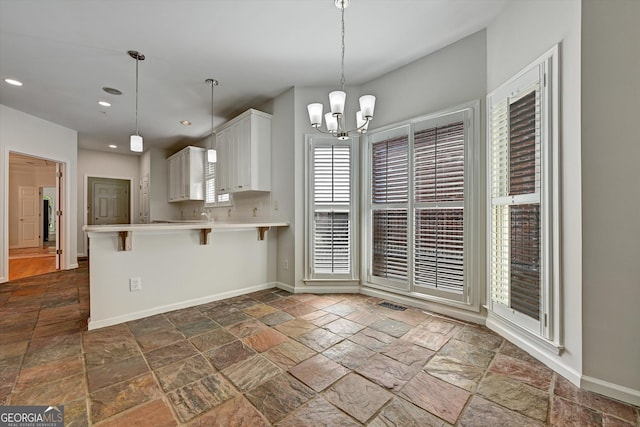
[
  {"x1": 207, "y1": 147, "x2": 217, "y2": 163},
  {"x1": 130, "y1": 134, "x2": 143, "y2": 152},
  {"x1": 128, "y1": 50, "x2": 145, "y2": 152},
  {"x1": 206, "y1": 79, "x2": 219, "y2": 163}
]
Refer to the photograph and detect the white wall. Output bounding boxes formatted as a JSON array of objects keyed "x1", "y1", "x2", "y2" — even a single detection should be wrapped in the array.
[
  {"x1": 77, "y1": 149, "x2": 140, "y2": 256},
  {"x1": 0, "y1": 105, "x2": 78, "y2": 282},
  {"x1": 486, "y1": 0, "x2": 583, "y2": 385},
  {"x1": 581, "y1": 0, "x2": 640, "y2": 403},
  {"x1": 259, "y1": 88, "x2": 296, "y2": 287}
]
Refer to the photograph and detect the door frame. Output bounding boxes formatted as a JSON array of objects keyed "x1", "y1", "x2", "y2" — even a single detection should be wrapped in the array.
[{"x1": 3, "y1": 151, "x2": 65, "y2": 282}]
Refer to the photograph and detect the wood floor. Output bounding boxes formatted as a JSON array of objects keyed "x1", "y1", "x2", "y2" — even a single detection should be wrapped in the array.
[{"x1": 8, "y1": 246, "x2": 57, "y2": 281}]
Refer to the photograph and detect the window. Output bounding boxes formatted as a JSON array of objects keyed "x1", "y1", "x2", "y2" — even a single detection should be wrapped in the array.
[
  {"x1": 204, "y1": 160, "x2": 230, "y2": 207},
  {"x1": 307, "y1": 136, "x2": 356, "y2": 280},
  {"x1": 487, "y1": 46, "x2": 558, "y2": 341},
  {"x1": 366, "y1": 102, "x2": 478, "y2": 305}
]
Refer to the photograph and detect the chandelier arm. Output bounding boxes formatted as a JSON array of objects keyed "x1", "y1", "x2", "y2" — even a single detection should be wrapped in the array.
[
  {"x1": 311, "y1": 125, "x2": 335, "y2": 136},
  {"x1": 342, "y1": 116, "x2": 371, "y2": 134}
]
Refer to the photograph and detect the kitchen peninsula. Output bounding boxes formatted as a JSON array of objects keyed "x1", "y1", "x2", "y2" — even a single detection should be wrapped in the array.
[{"x1": 84, "y1": 221, "x2": 288, "y2": 330}]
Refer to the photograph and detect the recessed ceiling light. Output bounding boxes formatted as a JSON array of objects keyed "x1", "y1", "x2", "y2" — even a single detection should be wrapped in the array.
[
  {"x1": 4, "y1": 78, "x2": 23, "y2": 86},
  {"x1": 98, "y1": 101, "x2": 111, "y2": 107},
  {"x1": 180, "y1": 120, "x2": 192, "y2": 126},
  {"x1": 108, "y1": 144, "x2": 118, "y2": 149},
  {"x1": 102, "y1": 87, "x2": 122, "y2": 95}
]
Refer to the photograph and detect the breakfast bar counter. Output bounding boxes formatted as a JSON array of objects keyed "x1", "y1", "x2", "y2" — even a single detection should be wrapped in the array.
[{"x1": 83, "y1": 221, "x2": 288, "y2": 330}]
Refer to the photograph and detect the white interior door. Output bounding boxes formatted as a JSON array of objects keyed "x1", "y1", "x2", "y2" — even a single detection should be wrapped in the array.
[
  {"x1": 90, "y1": 178, "x2": 130, "y2": 225},
  {"x1": 18, "y1": 186, "x2": 39, "y2": 247}
]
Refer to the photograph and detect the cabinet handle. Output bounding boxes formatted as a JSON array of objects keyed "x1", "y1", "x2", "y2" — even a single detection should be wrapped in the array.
[{"x1": 237, "y1": 185, "x2": 243, "y2": 189}]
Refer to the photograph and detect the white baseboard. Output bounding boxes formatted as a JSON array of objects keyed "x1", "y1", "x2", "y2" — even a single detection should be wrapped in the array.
[
  {"x1": 275, "y1": 282, "x2": 295, "y2": 293},
  {"x1": 581, "y1": 375, "x2": 640, "y2": 407},
  {"x1": 275, "y1": 281, "x2": 360, "y2": 294},
  {"x1": 88, "y1": 282, "x2": 276, "y2": 330},
  {"x1": 68, "y1": 263, "x2": 79, "y2": 269},
  {"x1": 361, "y1": 287, "x2": 486, "y2": 325},
  {"x1": 486, "y1": 311, "x2": 581, "y2": 387}
]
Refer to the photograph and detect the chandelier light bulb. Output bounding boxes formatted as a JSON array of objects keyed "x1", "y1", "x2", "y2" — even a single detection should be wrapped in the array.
[
  {"x1": 329, "y1": 91, "x2": 346, "y2": 116},
  {"x1": 307, "y1": 103, "x2": 323, "y2": 127},
  {"x1": 359, "y1": 95, "x2": 376, "y2": 118},
  {"x1": 325, "y1": 113, "x2": 339, "y2": 132}
]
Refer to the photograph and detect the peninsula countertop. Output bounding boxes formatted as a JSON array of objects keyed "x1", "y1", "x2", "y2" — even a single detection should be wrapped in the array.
[{"x1": 82, "y1": 221, "x2": 289, "y2": 233}]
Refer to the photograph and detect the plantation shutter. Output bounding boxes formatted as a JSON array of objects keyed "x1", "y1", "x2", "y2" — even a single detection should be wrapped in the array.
[
  {"x1": 490, "y1": 84, "x2": 542, "y2": 321},
  {"x1": 371, "y1": 134, "x2": 409, "y2": 282},
  {"x1": 312, "y1": 144, "x2": 351, "y2": 275},
  {"x1": 414, "y1": 122, "x2": 465, "y2": 293}
]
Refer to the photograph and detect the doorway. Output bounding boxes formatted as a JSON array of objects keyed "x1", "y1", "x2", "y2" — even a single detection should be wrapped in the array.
[
  {"x1": 87, "y1": 177, "x2": 131, "y2": 225},
  {"x1": 8, "y1": 153, "x2": 61, "y2": 281}
]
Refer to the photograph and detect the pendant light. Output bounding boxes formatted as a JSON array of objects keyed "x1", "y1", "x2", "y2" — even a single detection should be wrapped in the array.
[
  {"x1": 307, "y1": 0, "x2": 376, "y2": 140},
  {"x1": 128, "y1": 50, "x2": 145, "y2": 152},
  {"x1": 206, "y1": 78, "x2": 219, "y2": 163}
]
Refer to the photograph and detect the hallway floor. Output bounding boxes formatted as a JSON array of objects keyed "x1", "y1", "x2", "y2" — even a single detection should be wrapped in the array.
[{"x1": 1, "y1": 263, "x2": 638, "y2": 426}]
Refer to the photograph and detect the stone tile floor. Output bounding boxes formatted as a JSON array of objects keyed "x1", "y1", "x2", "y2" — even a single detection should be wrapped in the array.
[{"x1": 1, "y1": 261, "x2": 639, "y2": 426}]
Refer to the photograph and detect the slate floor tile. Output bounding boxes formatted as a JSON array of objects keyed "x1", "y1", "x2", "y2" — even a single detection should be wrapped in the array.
[
  {"x1": 245, "y1": 373, "x2": 315, "y2": 423},
  {"x1": 243, "y1": 328, "x2": 288, "y2": 352},
  {"x1": 143, "y1": 340, "x2": 199, "y2": 370},
  {"x1": 277, "y1": 396, "x2": 360, "y2": 427},
  {"x1": 478, "y1": 372, "x2": 549, "y2": 421},
  {"x1": 355, "y1": 353, "x2": 418, "y2": 391},
  {"x1": 400, "y1": 371, "x2": 471, "y2": 424},
  {"x1": 154, "y1": 354, "x2": 214, "y2": 392},
  {"x1": 222, "y1": 355, "x2": 281, "y2": 392},
  {"x1": 323, "y1": 340, "x2": 374, "y2": 370},
  {"x1": 296, "y1": 328, "x2": 343, "y2": 352},
  {"x1": 204, "y1": 340, "x2": 256, "y2": 370},
  {"x1": 349, "y1": 327, "x2": 396, "y2": 351},
  {"x1": 288, "y1": 354, "x2": 349, "y2": 392},
  {"x1": 324, "y1": 373, "x2": 393, "y2": 423},
  {"x1": 370, "y1": 396, "x2": 446, "y2": 427},
  {"x1": 188, "y1": 395, "x2": 270, "y2": 427},
  {"x1": 369, "y1": 318, "x2": 413, "y2": 338},
  {"x1": 264, "y1": 340, "x2": 317, "y2": 369}
]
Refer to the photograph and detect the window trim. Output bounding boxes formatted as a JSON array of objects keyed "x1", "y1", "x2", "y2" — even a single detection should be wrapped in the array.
[
  {"x1": 486, "y1": 45, "x2": 560, "y2": 346},
  {"x1": 361, "y1": 100, "x2": 481, "y2": 312},
  {"x1": 305, "y1": 134, "x2": 359, "y2": 282}
]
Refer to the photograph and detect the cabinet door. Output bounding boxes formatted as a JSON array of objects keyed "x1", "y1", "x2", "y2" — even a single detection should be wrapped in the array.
[
  {"x1": 180, "y1": 151, "x2": 189, "y2": 199},
  {"x1": 188, "y1": 147, "x2": 205, "y2": 200},
  {"x1": 217, "y1": 128, "x2": 230, "y2": 193},
  {"x1": 235, "y1": 117, "x2": 252, "y2": 191},
  {"x1": 168, "y1": 156, "x2": 178, "y2": 201}
]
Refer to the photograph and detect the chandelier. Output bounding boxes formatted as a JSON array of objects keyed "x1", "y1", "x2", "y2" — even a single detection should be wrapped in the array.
[{"x1": 307, "y1": 0, "x2": 376, "y2": 140}]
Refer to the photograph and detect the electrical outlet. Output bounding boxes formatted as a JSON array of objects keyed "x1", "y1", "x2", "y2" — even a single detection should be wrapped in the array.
[
  {"x1": 129, "y1": 277, "x2": 142, "y2": 292},
  {"x1": 283, "y1": 259, "x2": 289, "y2": 270}
]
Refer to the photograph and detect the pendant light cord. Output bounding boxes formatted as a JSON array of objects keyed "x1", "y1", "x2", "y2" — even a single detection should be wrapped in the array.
[
  {"x1": 340, "y1": 1, "x2": 346, "y2": 92},
  {"x1": 135, "y1": 55, "x2": 139, "y2": 136}
]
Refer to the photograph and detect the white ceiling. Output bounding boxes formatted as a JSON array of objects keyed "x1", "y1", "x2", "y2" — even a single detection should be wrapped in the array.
[{"x1": 0, "y1": 0, "x2": 508, "y2": 155}]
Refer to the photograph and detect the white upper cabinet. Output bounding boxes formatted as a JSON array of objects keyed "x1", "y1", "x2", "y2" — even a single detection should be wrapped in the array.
[
  {"x1": 215, "y1": 109, "x2": 272, "y2": 194},
  {"x1": 167, "y1": 146, "x2": 205, "y2": 202}
]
